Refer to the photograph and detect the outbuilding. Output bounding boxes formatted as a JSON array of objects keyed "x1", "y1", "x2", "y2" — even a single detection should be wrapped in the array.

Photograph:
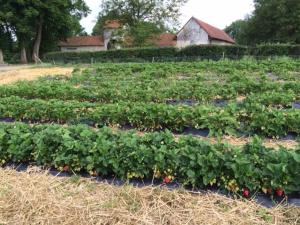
[
  {"x1": 177, "y1": 17, "x2": 235, "y2": 48},
  {"x1": 58, "y1": 36, "x2": 105, "y2": 52}
]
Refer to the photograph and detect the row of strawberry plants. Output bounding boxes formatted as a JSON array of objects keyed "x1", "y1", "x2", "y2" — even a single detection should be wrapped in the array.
[
  {"x1": 0, "y1": 122, "x2": 299, "y2": 195},
  {"x1": 86, "y1": 59, "x2": 300, "y2": 76},
  {"x1": 1, "y1": 96, "x2": 300, "y2": 137},
  {"x1": 2, "y1": 77, "x2": 300, "y2": 103},
  {"x1": 242, "y1": 90, "x2": 298, "y2": 108},
  {"x1": 0, "y1": 96, "x2": 237, "y2": 135}
]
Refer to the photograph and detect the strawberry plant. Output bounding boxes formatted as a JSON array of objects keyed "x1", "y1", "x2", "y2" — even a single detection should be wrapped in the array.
[{"x1": 0, "y1": 122, "x2": 299, "y2": 194}]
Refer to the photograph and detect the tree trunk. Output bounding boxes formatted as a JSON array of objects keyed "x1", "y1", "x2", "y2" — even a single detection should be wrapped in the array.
[
  {"x1": 32, "y1": 16, "x2": 44, "y2": 63},
  {"x1": 0, "y1": 49, "x2": 4, "y2": 64},
  {"x1": 20, "y1": 47, "x2": 28, "y2": 64}
]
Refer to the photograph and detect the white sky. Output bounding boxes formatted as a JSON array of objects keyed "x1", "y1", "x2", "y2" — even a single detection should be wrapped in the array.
[{"x1": 81, "y1": 0, "x2": 255, "y2": 34}]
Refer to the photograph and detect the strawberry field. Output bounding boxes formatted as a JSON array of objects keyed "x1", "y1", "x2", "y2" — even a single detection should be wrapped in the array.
[{"x1": 1, "y1": 58, "x2": 300, "y2": 198}]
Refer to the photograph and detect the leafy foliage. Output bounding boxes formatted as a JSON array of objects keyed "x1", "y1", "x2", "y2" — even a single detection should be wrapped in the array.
[
  {"x1": 225, "y1": 0, "x2": 300, "y2": 44},
  {"x1": 0, "y1": 122, "x2": 299, "y2": 194}
]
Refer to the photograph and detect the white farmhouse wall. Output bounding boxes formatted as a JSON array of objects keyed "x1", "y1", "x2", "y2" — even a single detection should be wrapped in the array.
[
  {"x1": 177, "y1": 19, "x2": 209, "y2": 48},
  {"x1": 61, "y1": 46, "x2": 106, "y2": 52},
  {"x1": 103, "y1": 29, "x2": 114, "y2": 49}
]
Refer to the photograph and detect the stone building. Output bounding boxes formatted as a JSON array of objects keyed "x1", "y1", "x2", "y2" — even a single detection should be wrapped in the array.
[{"x1": 59, "y1": 17, "x2": 234, "y2": 52}]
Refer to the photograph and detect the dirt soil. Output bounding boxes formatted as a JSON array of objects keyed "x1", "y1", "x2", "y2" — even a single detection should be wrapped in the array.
[
  {"x1": 0, "y1": 65, "x2": 73, "y2": 85},
  {"x1": 0, "y1": 168, "x2": 299, "y2": 225}
]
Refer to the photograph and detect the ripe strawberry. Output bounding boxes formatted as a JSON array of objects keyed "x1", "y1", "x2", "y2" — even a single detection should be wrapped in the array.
[
  {"x1": 63, "y1": 165, "x2": 70, "y2": 172},
  {"x1": 243, "y1": 188, "x2": 250, "y2": 198},
  {"x1": 276, "y1": 188, "x2": 284, "y2": 197},
  {"x1": 163, "y1": 177, "x2": 172, "y2": 184}
]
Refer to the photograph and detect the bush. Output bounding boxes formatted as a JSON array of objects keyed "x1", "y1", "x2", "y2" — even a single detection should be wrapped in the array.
[
  {"x1": 248, "y1": 44, "x2": 300, "y2": 57},
  {"x1": 176, "y1": 45, "x2": 248, "y2": 60},
  {"x1": 43, "y1": 44, "x2": 300, "y2": 63},
  {"x1": 44, "y1": 47, "x2": 177, "y2": 63}
]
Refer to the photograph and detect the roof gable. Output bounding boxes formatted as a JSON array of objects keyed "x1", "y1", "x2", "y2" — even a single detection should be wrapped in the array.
[
  {"x1": 192, "y1": 17, "x2": 235, "y2": 44},
  {"x1": 179, "y1": 17, "x2": 235, "y2": 44},
  {"x1": 59, "y1": 36, "x2": 104, "y2": 47}
]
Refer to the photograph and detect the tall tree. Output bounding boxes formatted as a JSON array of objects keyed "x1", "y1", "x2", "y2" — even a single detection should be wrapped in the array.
[
  {"x1": 30, "y1": 0, "x2": 89, "y2": 63},
  {"x1": 93, "y1": 0, "x2": 187, "y2": 46},
  {"x1": 0, "y1": 22, "x2": 14, "y2": 64},
  {"x1": 249, "y1": 0, "x2": 300, "y2": 44},
  {"x1": 0, "y1": 0, "x2": 35, "y2": 63},
  {"x1": 226, "y1": 0, "x2": 300, "y2": 45},
  {"x1": 0, "y1": 0, "x2": 89, "y2": 63},
  {"x1": 224, "y1": 19, "x2": 250, "y2": 45},
  {"x1": 0, "y1": 24, "x2": 7, "y2": 64},
  {"x1": 0, "y1": 22, "x2": 11, "y2": 64}
]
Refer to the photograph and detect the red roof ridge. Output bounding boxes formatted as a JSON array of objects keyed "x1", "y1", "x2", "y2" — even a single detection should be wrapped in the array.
[
  {"x1": 192, "y1": 17, "x2": 235, "y2": 44},
  {"x1": 151, "y1": 33, "x2": 177, "y2": 47},
  {"x1": 59, "y1": 36, "x2": 104, "y2": 47}
]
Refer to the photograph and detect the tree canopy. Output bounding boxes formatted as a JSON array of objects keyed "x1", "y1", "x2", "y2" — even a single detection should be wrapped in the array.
[
  {"x1": 93, "y1": 0, "x2": 187, "y2": 46},
  {"x1": 225, "y1": 0, "x2": 300, "y2": 45},
  {"x1": 0, "y1": 0, "x2": 89, "y2": 63}
]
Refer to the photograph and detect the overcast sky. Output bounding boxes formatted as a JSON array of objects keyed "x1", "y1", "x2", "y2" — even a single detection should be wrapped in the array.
[{"x1": 81, "y1": 0, "x2": 254, "y2": 34}]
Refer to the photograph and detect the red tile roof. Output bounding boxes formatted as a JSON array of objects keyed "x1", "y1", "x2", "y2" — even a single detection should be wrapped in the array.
[
  {"x1": 192, "y1": 17, "x2": 235, "y2": 44},
  {"x1": 152, "y1": 33, "x2": 177, "y2": 47},
  {"x1": 58, "y1": 36, "x2": 104, "y2": 47},
  {"x1": 104, "y1": 20, "x2": 122, "y2": 29}
]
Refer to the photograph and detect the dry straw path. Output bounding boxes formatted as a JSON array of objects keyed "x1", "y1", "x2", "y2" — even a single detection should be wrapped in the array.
[
  {"x1": 0, "y1": 65, "x2": 73, "y2": 85},
  {"x1": 0, "y1": 168, "x2": 299, "y2": 225}
]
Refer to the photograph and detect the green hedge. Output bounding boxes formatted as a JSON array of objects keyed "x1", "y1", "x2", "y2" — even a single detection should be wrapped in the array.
[
  {"x1": 176, "y1": 45, "x2": 247, "y2": 59},
  {"x1": 44, "y1": 47, "x2": 177, "y2": 63},
  {"x1": 249, "y1": 44, "x2": 300, "y2": 56},
  {"x1": 0, "y1": 122, "x2": 299, "y2": 194},
  {"x1": 43, "y1": 44, "x2": 300, "y2": 63}
]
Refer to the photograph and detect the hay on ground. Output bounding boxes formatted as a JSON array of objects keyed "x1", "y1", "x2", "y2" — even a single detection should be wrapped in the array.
[
  {"x1": 0, "y1": 168, "x2": 299, "y2": 225},
  {"x1": 0, "y1": 67, "x2": 73, "y2": 85}
]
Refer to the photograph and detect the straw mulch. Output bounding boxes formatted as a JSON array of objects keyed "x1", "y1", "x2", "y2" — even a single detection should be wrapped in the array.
[
  {"x1": 0, "y1": 67, "x2": 73, "y2": 85},
  {"x1": 0, "y1": 168, "x2": 299, "y2": 225}
]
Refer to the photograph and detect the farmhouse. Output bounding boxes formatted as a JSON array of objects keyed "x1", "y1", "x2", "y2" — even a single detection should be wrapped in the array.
[{"x1": 59, "y1": 17, "x2": 234, "y2": 52}]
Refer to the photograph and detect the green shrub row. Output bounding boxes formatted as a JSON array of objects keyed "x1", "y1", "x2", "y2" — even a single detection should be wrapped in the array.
[
  {"x1": 249, "y1": 44, "x2": 300, "y2": 56},
  {"x1": 43, "y1": 44, "x2": 300, "y2": 63},
  {"x1": 0, "y1": 122, "x2": 299, "y2": 194},
  {"x1": 2, "y1": 76, "x2": 300, "y2": 103},
  {"x1": 1, "y1": 96, "x2": 300, "y2": 137}
]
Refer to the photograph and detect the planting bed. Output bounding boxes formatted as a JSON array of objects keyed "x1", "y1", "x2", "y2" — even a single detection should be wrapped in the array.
[{"x1": 0, "y1": 58, "x2": 300, "y2": 199}]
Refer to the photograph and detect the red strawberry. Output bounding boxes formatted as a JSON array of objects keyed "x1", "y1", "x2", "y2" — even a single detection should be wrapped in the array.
[
  {"x1": 276, "y1": 188, "x2": 284, "y2": 197},
  {"x1": 163, "y1": 177, "x2": 172, "y2": 184},
  {"x1": 63, "y1": 165, "x2": 70, "y2": 172},
  {"x1": 243, "y1": 188, "x2": 250, "y2": 198}
]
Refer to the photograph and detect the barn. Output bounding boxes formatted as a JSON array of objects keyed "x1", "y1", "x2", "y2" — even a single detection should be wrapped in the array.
[{"x1": 177, "y1": 17, "x2": 235, "y2": 48}]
